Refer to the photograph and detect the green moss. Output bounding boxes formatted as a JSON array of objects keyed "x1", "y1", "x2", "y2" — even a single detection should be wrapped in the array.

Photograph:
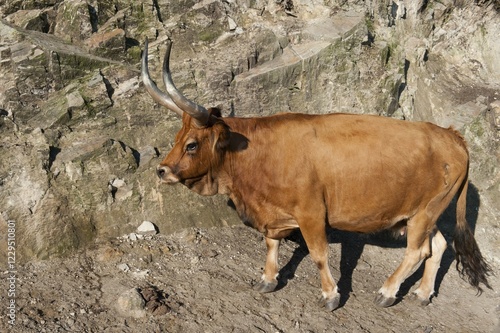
[
  {"x1": 364, "y1": 14, "x2": 375, "y2": 37},
  {"x1": 479, "y1": 24, "x2": 487, "y2": 38},
  {"x1": 198, "y1": 28, "x2": 222, "y2": 43},
  {"x1": 468, "y1": 117, "x2": 485, "y2": 137},
  {"x1": 127, "y1": 45, "x2": 142, "y2": 62},
  {"x1": 59, "y1": 55, "x2": 106, "y2": 81}
]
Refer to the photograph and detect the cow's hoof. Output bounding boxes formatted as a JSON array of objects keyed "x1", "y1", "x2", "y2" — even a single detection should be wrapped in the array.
[
  {"x1": 253, "y1": 280, "x2": 278, "y2": 293},
  {"x1": 374, "y1": 293, "x2": 397, "y2": 308},
  {"x1": 408, "y1": 292, "x2": 431, "y2": 306},
  {"x1": 319, "y1": 293, "x2": 340, "y2": 312}
]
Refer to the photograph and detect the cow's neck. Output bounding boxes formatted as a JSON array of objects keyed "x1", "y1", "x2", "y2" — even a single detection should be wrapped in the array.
[
  {"x1": 217, "y1": 117, "x2": 265, "y2": 196},
  {"x1": 217, "y1": 116, "x2": 288, "y2": 231}
]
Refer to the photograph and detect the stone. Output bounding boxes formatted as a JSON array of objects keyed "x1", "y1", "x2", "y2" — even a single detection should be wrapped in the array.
[
  {"x1": 132, "y1": 270, "x2": 150, "y2": 279},
  {"x1": 228, "y1": 17, "x2": 237, "y2": 31},
  {"x1": 117, "y1": 263, "x2": 130, "y2": 272},
  {"x1": 137, "y1": 221, "x2": 158, "y2": 235},
  {"x1": 109, "y1": 178, "x2": 133, "y2": 202},
  {"x1": 53, "y1": 0, "x2": 93, "y2": 42},
  {"x1": 491, "y1": 100, "x2": 500, "y2": 129},
  {"x1": 116, "y1": 288, "x2": 146, "y2": 318},
  {"x1": 4, "y1": 9, "x2": 47, "y2": 32},
  {"x1": 85, "y1": 28, "x2": 126, "y2": 57},
  {"x1": 137, "y1": 145, "x2": 158, "y2": 169},
  {"x1": 66, "y1": 90, "x2": 85, "y2": 109},
  {"x1": 111, "y1": 178, "x2": 126, "y2": 188}
]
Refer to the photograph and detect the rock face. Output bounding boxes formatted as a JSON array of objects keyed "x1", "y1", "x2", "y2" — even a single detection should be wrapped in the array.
[{"x1": 0, "y1": 0, "x2": 499, "y2": 262}]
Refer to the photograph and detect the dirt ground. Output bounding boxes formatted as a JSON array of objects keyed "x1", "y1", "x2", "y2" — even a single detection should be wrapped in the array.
[{"x1": 1, "y1": 220, "x2": 499, "y2": 333}]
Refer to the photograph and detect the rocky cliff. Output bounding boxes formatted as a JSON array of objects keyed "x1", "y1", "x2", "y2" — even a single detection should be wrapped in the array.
[{"x1": 0, "y1": 0, "x2": 499, "y2": 262}]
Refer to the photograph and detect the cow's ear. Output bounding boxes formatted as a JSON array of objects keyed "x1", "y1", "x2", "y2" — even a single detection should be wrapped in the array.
[
  {"x1": 211, "y1": 121, "x2": 230, "y2": 151},
  {"x1": 207, "y1": 107, "x2": 229, "y2": 150}
]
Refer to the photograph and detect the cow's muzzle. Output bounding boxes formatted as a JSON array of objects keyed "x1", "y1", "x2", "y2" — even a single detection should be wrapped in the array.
[{"x1": 156, "y1": 165, "x2": 179, "y2": 184}]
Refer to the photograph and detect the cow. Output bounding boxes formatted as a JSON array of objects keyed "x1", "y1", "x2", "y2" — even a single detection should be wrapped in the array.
[{"x1": 141, "y1": 38, "x2": 491, "y2": 311}]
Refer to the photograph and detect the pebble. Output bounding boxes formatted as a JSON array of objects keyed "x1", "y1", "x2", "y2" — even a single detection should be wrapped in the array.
[
  {"x1": 228, "y1": 17, "x2": 237, "y2": 31},
  {"x1": 66, "y1": 90, "x2": 85, "y2": 109},
  {"x1": 116, "y1": 288, "x2": 146, "y2": 318},
  {"x1": 137, "y1": 221, "x2": 158, "y2": 235},
  {"x1": 132, "y1": 269, "x2": 149, "y2": 279},
  {"x1": 117, "y1": 263, "x2": 130, "y2": 272},
  {"x1": 111, "y1": 178, "x2": 126, "y2": 188}
]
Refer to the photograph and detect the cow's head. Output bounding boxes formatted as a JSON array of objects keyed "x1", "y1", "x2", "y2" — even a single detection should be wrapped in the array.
[{"x1": 142, "y1": 39, "x2": 230, "y2": 195}]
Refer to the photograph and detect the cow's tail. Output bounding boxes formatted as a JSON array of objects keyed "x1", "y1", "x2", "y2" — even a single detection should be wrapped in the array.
[{"x1": 453, "y1": 169, "x2": 492, "y2": 294}]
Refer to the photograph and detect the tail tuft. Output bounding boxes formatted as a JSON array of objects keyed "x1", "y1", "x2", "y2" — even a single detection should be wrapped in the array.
[{"x1": 454, "y1": 226, "x2": 492, "y2": 294}]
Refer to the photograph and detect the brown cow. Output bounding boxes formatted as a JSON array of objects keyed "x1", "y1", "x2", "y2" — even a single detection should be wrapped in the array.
[{"x1": 142, "y1": 38, "x2": 491, "y2": 310}]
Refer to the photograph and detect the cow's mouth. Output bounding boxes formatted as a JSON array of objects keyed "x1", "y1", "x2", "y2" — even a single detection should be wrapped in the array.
[
  {"x1": 181, "y1": 175, "x2": 205, "y2": 189},
  {"x1": 160, "y1": 177, "x2": 179, "y2": 185},
  {"x1": 158, "y1": 172, "x2": 180, "y2": 185}
]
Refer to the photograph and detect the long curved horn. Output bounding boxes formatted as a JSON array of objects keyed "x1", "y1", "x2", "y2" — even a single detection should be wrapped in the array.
[
  {"x1": 162, "y1": 39, "x2": 210, "y2": 126},
  {"x1": 141, "y1": 38, "x2": 184, "y2": 117}
]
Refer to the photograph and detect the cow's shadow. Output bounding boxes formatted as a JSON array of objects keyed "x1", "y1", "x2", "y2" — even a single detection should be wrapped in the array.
[{"x1": 272, "y1": 182, "x2": 481, "y2": 308}]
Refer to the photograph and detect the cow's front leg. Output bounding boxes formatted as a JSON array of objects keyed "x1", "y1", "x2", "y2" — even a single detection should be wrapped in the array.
[
  {"x1": 300, "y1": 221, "x2": 340, "y2": 311},
  {"x1": 254, "y1": 237, "x2": 280, "y2": 293}
]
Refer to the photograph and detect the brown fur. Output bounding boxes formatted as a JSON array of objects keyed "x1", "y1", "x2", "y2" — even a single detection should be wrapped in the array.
[{"x1": 157, "y1": 111, "x2": 491, "y2": 308}]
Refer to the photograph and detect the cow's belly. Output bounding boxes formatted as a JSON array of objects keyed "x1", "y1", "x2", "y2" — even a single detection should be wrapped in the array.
[
  {"x1": 326, "y1": 190, "x2": 415, "y2": 233},
  {"x1": 323, "y1": 173, "x2": 423, "y2": 233},
  {"x1": 329, "y1": 213, "x2": 410, "y2": 233}
]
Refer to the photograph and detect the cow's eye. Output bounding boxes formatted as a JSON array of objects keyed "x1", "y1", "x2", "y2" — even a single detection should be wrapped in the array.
[{"x1": 186, "y1": 142, "x2": 198, "y2": 152}]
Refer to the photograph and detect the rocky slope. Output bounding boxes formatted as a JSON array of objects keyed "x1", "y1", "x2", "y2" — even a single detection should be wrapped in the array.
[
  {"x1": 0, "y1": 0, "x2": 499, "y2": 331},
  {"x1": 0, "y1": 0, "x2": 499, "y2": 292}
]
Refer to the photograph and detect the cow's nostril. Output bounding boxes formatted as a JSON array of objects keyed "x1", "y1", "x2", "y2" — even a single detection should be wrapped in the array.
[{"x1": 157, "y1": 166, "x2": 166, "y2": 178}]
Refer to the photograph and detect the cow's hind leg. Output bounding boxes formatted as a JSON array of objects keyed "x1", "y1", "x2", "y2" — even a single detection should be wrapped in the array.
[
  {"x1": 375, "y1": 211, "x2": 432, "y2": 307},
  {"x1": 300, "y1": 221, "x2": 340, "y2": 311},
  {"x1": 254, "y1": 237, "x2": 280, "y2": 293},
  {"x1": 412, "y1": 229, "x2": 447, "y2": 305},
  {"x1": 405, "y1": 177, "x2": 465, "y2": 306}
]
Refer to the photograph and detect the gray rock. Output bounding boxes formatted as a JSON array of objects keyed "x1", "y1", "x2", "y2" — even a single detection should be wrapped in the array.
[
  {"x1": 227, "y1": 17, "x2": 237, "y2": 31},
  {"x1": 137, "y1": 221, "x2": 158, "y2": 235},
  {"x1": 117, "y1": 263, "x2": 130, "y2": 272},
  {"x1": 66, "y1": 90, "x2": 85, "y2": 109},
  {"x1": 116, "y1": 288, "x2": 146, "y2": 318}
]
